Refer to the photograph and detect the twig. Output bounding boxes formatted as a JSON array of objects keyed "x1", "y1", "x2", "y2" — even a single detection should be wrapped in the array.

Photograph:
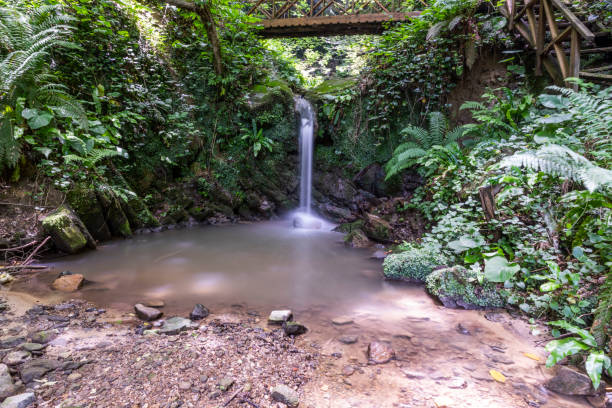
[
  {"x1": 23, "y1": 236, "x2": 51, "y2": 266},
  {"x1": 0, "y1": 241, "x2": 38, "y2": 252},
  {"x1": 535, "y1": 332, "x2": 575, "y2": 345},
  {"x1": 0, "y1": 265, "x2": 49, "y2": 272},
  {"x1": 0, "y1": 202, "x2": 53, "y2": 208},
  {"x1": 223, "y1": 387, "x2": 243, "y2": 407},
  {"x1": 239, "y1": 398, "x2": 261, "y2": 408}
]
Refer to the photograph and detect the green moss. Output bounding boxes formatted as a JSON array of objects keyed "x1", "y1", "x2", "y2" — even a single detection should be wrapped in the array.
[
  {"x1": 426, "y1": 266, "x2": 506, "y2": 309},
  {"x1": 309, "y1": 78, "x2": 356, "y2": 96},
  {"x1": 363, "y1": 214, "x2": 392, "y2": 242},
  {"x1": 335, "y1": 220, "x2": 364, "y2": 234},
  {"x1": 42, "y1": 205, "x2": 89, "y2": 254},
  {"x1": 383, "y1": 243, "x2": 448, "y2": 282}
]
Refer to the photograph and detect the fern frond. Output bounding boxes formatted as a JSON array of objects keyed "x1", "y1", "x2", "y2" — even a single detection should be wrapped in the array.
[
  {"x1": 428, "y1": 112, "x2": 448, "y2": 146},
  {"x1": 399, "y1": 125, "x2": 429, "y2": 148}
]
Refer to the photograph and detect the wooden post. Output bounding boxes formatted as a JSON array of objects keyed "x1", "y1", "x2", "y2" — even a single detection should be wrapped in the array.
[
  {"x1": 569, "y1": 28, "x2": 581, "y2": 89},
  {"x1": 507, "y1": 0, "x2": 515, "y2": 29},
  {"x1": 535, "y1": 0, "x2": 545, "y2": 75},
  {"x1": 542, "y1": 0, "x2": 569, "y2": 80},
  {"x1": 479, "y1": 186, "x2": 497, "y2": 221}
]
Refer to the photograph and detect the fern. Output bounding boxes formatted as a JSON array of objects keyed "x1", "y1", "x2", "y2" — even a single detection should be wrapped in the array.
[
  {"x1": 385, "y1": 111, "x2": 467, "y2": 179},
  {"x1": 64, "y1": 148, "x2": 124, "y2": 167},
  {"x1": 499, "y1": 144, "x2": 612, "y2": 193},
  {"x1": 592, "y1": 275, "x2": 612, "y2": 349}
]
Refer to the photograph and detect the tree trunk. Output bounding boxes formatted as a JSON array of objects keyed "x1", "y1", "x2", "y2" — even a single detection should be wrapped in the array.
[{"x1": 163, "y1": 0, "x2": 223, "y2": 76}]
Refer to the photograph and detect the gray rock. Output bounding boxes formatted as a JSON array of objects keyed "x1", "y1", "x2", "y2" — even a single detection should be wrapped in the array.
[
  {"x1": 21, "y1": 344, "x2": 44, "y2": 353},
  {"x1": 338, "y1": 335, "x2": 358, "y2": 345},
  {"x1": 0, "y1": 336, "x2": 25, "y2": 349},
  {"x1": 282, "y1": 322, "x2": 307, "y2": 336},
  {"x1": 189, "y1": 304, "x2": 209, "y2": 321},
  {"x1": 268, "y1": 310, "x2": 292, "y2": 325},
  {"x1": 66, "y1": 372, "x2": 82, "y2": 382},
  {"x1": 134, "y1": 304, "x2": 162, "y2": 321},
  {"x1": 218, "y1": 377, "x2": 234, "y2": 391},
  {"x1": 142, "y1": 299, "x2": 165, "y2": 308},
  {"x1": 0, "y1": 364, "x2": 17, "y2": 400},
  {"x1": 178, "y1": 381, "x2": 191, "y2": 391},
  {"x1": 447, "y1": 377, "x2": 467, "y2": 389},
  {"x1": 29, "y1": 331, "x2": 55, "y2": 344},
  {"x1": 271, "y1": 384, "x2": 299, "y2": 407},
  {"x1": 3, "y1": 351, "x2": 30, "y2": 366},
  {"x1": 159, "y1": 317, "x2": 192, "y2": 335},
  {"x1": 0, "y1": 392, "x2": 35, "y2": 408},
  {"x1": 20, "y1": 359, "x2": 60, "y2": 383},
  {"x1": 402, "y1": 369, "x2": 426, "y2": 379},
  {"x1": 331, "y1": 316, "x2": 354, "y2": 326},
  {"x1": 545, "y1": 366, "x2": 599, "y2": 396}
]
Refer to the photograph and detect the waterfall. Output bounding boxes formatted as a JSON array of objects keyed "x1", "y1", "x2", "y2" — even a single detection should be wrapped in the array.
[{"x1": 296, "y1": 97, "x2": 315, "y2": 214}]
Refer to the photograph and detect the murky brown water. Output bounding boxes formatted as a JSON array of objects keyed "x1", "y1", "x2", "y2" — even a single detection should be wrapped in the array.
[{"x1": 20, "y1": 220, "x2": 591, "y2": 407}]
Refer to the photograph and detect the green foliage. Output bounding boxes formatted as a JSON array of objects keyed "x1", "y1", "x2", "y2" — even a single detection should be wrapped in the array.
[
  {"x1": 241, "y1": 120, "x2": 274, "y2": 158},
  {"x1": 383, "y1": 242, "x2": 448, "y2": 282},
  {"x1": 385, "y1": 111, "x2": 467, "y2": 179}
]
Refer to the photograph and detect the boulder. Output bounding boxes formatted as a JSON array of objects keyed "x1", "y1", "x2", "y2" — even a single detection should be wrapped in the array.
[
  {"x1": 426, "y1": 266, "x2": 506, "y2": 309},
  {"x1": 3, "y1": 351, "x2": 30, "y2": 366},
  {"x1": 66, "y1": 184, "x2": 112, "y2": 242},
  {"x1": 159, "y1": 317, "x2": 192, "y2": 335},
  {"x1": 317, "y1": 203, "x2": 355, "y2": 223},
  {"x1": 353, "y1": 163, "x2": 389, "y2": 197},
  {"x1": 41, "y1": 205, "x2": 96, "y2": 254},
  {"x1": 51, "y1": 274, "x2": 84, "y2": 293},
  {"x1": 316, "y1": 173, "x2": 358, "y2": 207},
  {"x1": 134, "y1": 304, "x2": 162, "y2": 321},
  {"x1": 0, "y1": 393, "x2": 35, "y2": 408},
  {"x1": 271, "y1": 384, "x2": 299, "y2": 407},
  {"x1": 19, "y1": 359, "x2": 59, "y2": 383},
  {"x1": 95, "y1": 185, "x2": 132, "y2": 237},
  {"x1": 0, "y1": 363, "x2": 17, "y2": 400},
  {"x1": 268, "y1": 310, "x2": 293, "y2": 325},
  {"x1": 383, "y1": 243, "x2": 448, "y2": 282},
  {"x1": 189, "y1": 304, "x2": 209, "y2": 321},
  {"x1": 344, "y1": 229, "x2": 372, "y2": 248},
  {"x1": 0, "y1": 336, "x2": 25, "y2": 349},
  {"x1": 545, "y1": 366, "x2": 601, "y2": 396},
  {"x1": 282, "y1": 322, "x2": 307, "y2": 336},
  {"x1": 367, "y1": 342, "x2": 395, "y2": 364},
  {"x1": 362, "y1": 213, "x2": 392, "y2": 243}
]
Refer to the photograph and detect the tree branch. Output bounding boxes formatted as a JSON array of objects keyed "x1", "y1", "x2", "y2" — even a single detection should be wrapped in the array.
[{"x1": 163, "y1": 0, "x2": 224, "y2": 76}]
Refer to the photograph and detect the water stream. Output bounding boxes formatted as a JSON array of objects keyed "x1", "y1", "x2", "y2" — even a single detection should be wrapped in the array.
[{"x1": 296, "y1": 96, "x2": 315, "y2": 214}]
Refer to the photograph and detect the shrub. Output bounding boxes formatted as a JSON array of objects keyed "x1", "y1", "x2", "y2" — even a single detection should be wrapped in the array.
[{"x1": 383, "y1": 243, "x2": 448, "y2": 282}]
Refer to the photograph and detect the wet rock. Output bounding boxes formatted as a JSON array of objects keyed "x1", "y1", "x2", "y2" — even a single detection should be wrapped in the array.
[
  {"x1": 41, "y1": 205, "x2": 96, "y2": 254},
  {"x1": 52, "y1": 274, "x2": 84, "y2": 293},
  {"x1": 268, "y1": 310, "x2": 293, "y2": 325},
  {"x1": 20, "y1": 359, "x2": 59, "y2": 383},
  {"x1": 0, "y1": 364, "x2": 17, "y2": 400},
  {"x1": 218, "y1": 377, "x2": 234, "y2": 391},
  {"x1": 338, "y1": 335, "x2": 358, "y2": 345},
  {"x1": 3, "y1": 351, "x2": 30, "y2": 366},
  {"x1": 189, "y1": 304, "x2": 209, "y2": 320},
  {"x1": 159, "y1": 317, "x2": 192, "y2": 335},
  {"x1": 66, "y1": 184, "x2": 112, "y2": 242},
  {"x1": 134, "y1": 304, "x2": 162, "y2": 322},
  {"x1": 353, "y1": 163, "x2": 389, "y2": 197},
  {"x1": 367, "y1": 342, "x2": 395, "y2": 364},
  {"x1": 0, "y1": 336, "x2": 25, "y2": 349},
  {"x1": 271, "y1": 384, "x2": 299, "y2": 407},
  {"x1": 0, "y1": 393, "x2": 35, "y2": 408},
  {"x1": 142, "y1": 299, "x2": 165, "y2": 308},
  {"x1": 426, "y1": 266, "x2": 506, "y2": 309},
  {"x1": 402, "y1": 369, "x2": 426, "y2": 379},
  {"x1": 545, "y1": 366, "x2": 600, "y2": 396},
  {"x1": 282, "y1": 322, "x2": 307, "y2": 336},
  {"x1": 362, "y1": 213, "x2": 392, "y2": 242},
  {"x1": 331, "y1": 316, "x2": 353, "y2": 326},
  {"x1": 343, "y1": 229, "x2": 372, "y2": 248},
  {"x1": 95, "y1": 185, "x2": 132, "y2": 237}
]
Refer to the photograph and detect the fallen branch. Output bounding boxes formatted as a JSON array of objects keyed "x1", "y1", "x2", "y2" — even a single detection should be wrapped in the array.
[
  {"x1": 0, "y1": 265, "x2": 49, "y2": 272},
  {"x1": 223, "y1": 386, "x2": 243, "y2": 407},
  {"x1": 239, "y1": 398, "x2": 261, "y2": 408},
  {"x1": 23, "y1": 236, "x2": 51, "y2": 266},
  {"x1": 0, "y1": 202, "x2": 53, "y2": 208},
  {"x1": 0, "y1": 240, "x2": 38, "y2": 252}
]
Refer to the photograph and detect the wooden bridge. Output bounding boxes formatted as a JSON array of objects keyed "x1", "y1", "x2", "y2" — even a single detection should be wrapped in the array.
[{"x1": 246, "y1": 0, "x2": 419, "y2": 37}]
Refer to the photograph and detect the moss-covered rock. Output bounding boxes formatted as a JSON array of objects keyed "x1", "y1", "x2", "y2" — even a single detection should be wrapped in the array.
[
  {"x1": 383, "y1": 244, "x2": 448, "y2": 282},
  {"x1": 66, "y1": 184, "x2": 112, "y2": 242},
  {"x1": 344, "y1": 228, "x2": 371, "y2": 248},
  {"x1": 121, "y1": 194, "x2": 159, "y2": 229},
  {"x1": 246, "y1": 79, "x2": 294, "y2": 112},
  {"x1": 42, "y1": 205, "x2": 96, "y2": 254},
  {"x1": 426, "y1": 266, "x2": 506, "y2": 310},
  {"x1": 95, "y1": 185, "x2": 132, "y2": 237},
  {"x1": 362, "y1": 213, "x2": 392, "y2": 243}
]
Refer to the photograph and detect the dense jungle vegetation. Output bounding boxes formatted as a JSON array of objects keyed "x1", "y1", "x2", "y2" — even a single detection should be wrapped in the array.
[{"x1": 0, "y1": 0, "x2": 611, "y2": 391}]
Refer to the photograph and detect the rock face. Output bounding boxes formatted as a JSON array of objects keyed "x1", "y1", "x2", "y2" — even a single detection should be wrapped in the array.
[
  {"x1": 0, "y1": 337, "x2": 25, "y2": 349},
  {"x1": 362, "y1": 213, "x2": 392, "y2": 243},
  {"x1": 383, "y1": 244, "x2": 448, "y2": 282},
  {"x1": 426, "y1": 266, "x2": 506, "y2": 309},
  {"x1": 282, "y1": 322, "x2": 307, "y2": 336},
  {"x1": 367, "y1": 342, "x2": 395, "y2": 364},
  {"x1": 0, "y1": 393, "x2": 35, "y2": 408},
  {"x1": 95, "y1": 185, "x2": 132, "y2": 238},
  {"x1": 268, "y1": 310, "x2": 293, "y2": 325},
  {"x1": 353, "y1": 163, "x2": 389, "y2": 197},
  {"x1": 368, "y1": 341, "x2": 395, "y2": 364},
  {"x1": 189, "y1": 304, "x2": 209, "y2": 321},
  {"x1": 271, "y1": 384, "x2": 299, "y2": 407},
  {"x1": 159, "y1": 317, "x2": 192, "y2": 335},
  {"x1": 0, "y1": 363, "x2": 17, "y2": 400},
  {"x1": 545, "y1": 366, "x2": 600, "y2": 396},
  {"x1": 134, "y1": 304, "x2": 162, "y2": 321},
  {"x1": 51, "y1": 274, "x2": 84, "y2": 293},
  {"x1": 41, "y1": 205, "x2": 96, "y2": 254},
  {"x1": 66, "y1": 184, "x2": 112, "y2": 242}
]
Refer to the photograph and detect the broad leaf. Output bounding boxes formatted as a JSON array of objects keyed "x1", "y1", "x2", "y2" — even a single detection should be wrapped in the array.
[
  {"x1": 447, "y1": 235, "x2": 482, "y2": 253},
  {"x1": 545, "y1": 338, "x2": 589, "y2": 367},
  {"x1": 548, "y1": 321, "x2": 597, "y2": 347},
  {"x1": 585, "y1": 351, "x2": 610, "y2": 390},
  {"x1": 484, "y1": 255, "x2": 520, "y2": 283},
  {"x1": 27, "y1": 111, "x2": 53, "y2": 130},
  {"x1": 540, "y1": 282, "x2": 560, "y2": 292}
]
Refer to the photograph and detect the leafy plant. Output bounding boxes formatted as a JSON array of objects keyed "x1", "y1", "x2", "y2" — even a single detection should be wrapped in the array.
[{"x1": 241, "y1": 120, "x2": 274, "y2": 158}]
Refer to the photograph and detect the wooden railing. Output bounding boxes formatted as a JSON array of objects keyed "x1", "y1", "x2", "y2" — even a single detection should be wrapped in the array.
[
  {"x1": 501, "y1": 0, "x2": 597, "y2": 85},
  {"x1": 247, "y1": 0, "x2": 409, "y2": 20}
]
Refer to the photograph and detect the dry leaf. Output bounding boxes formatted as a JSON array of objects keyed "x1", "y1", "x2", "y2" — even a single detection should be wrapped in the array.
[
  {"x1": 524, "y1": 352, "x2": 541, "y2": 361},
  {"x1": 490, "y1": 369, "x2": 506, "y2": 383}
]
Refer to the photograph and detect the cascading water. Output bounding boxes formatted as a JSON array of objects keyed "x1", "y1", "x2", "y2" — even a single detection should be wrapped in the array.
[{"x1": 296, "y1": 96, "x2": 314, "y2": 214}]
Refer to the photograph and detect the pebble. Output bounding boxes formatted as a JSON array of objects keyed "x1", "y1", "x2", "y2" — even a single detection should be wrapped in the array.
[
  {"x1": 342, "y1": 365, "x2": 355, "y2": 376},
  {"x1": 402, "y1": 369, "x2": 426, "y2": 379},
  {"x1": 367, "y1": 342, "x2": 395, "y2": 364},
  {"x1": 447, "y1": 377, "x2": 468, "y2": 389},
  {"x1": 268, "y1": 310, "x2": 293, "y2": 325},
  {"x1": 338, "y1": 335, "x2": 358, "y2": 344},
  {"x1": 271, "y1": 384, "x2": 299, "y2": 407},
  {"x1": 331, "y1": 316, "x2": 354, "y2": 326},
  {"x1": 134, "y1": 304, "x2": 163, "y2": 322},
  {"x1": 218, "y1": 377, "x2": 234, "y2": 391},
  {"x1": 189, "y1": 304, "x2": 209, "y2": 321},
  {"x1": 178, "y1": 381, "x2": 191, "y2": 391},
  {"x1": 21, "y1": 343, "x2": 44, "y2": 353}
]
